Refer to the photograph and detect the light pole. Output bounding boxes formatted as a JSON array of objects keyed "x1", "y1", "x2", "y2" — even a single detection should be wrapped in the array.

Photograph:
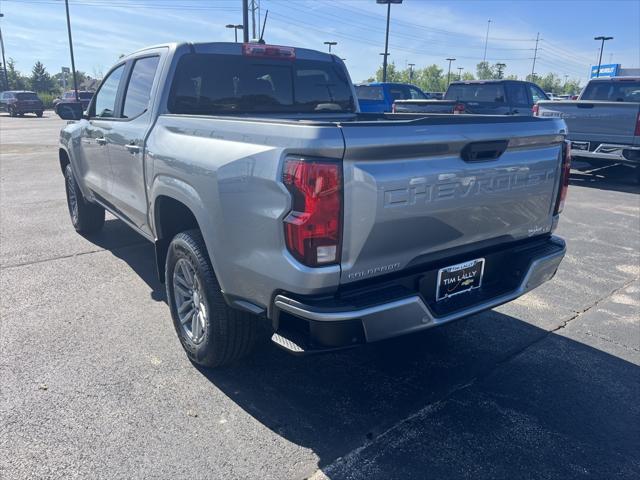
[
  {"x1": 408, "y1": 62, "x2": 415, "y2": 83},
  {"x1": 446, "y1": 57, "x2": 456, "y2": 85},
  {"x1": 226, "y1": 24, "x2": 244, "y2": 43},
  {"x1": 482, "y1": 19, "x2": 492, "y2": 62},
  {"x1": 594, "y1": 36, "x2": 613, "y2": 77},
  {"x1": 242, "y1": 0, "x2": 249, "y2": 43},
  {"x1": 0, "y1": 13, "x2": 9, "y2": 90},
  {"x1": 64, "y1": 0, "x2": 79, "y2": 102},
  {"x1": 377, "y1": 0, "x2": 402, "y2": 83},
  {"x1": 324, "y1": 41, "x2": 337, "y2": 53},
  {"x1": 496, "y1": 62, "x2": 506, "y2": 79},
  {"x1": 457, "y1": 66, "x2": 463, "y2": 81}
]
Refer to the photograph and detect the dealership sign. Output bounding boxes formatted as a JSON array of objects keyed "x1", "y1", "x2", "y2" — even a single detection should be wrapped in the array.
[{"x1": 590, "y1": 64, "x2": 620, "y2": 78}]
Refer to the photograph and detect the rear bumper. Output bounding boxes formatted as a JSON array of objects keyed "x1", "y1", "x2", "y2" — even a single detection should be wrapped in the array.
[
  {"x1": 571, "y1": 142, "x2": 640, "y2": 167},
  {"x1": 272, "y1": 236, "x2": 565, "y2": 352}
]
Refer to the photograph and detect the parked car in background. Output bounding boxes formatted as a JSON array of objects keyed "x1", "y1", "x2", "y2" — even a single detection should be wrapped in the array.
[
  {"x1": 0, "y1": 90, "x2": 44, "y2": 117},
  {"x1": 428, "y1": 91, "x2": 444, "y2": 99},
  {"x1": 355, "y1": 82, "x2": 430, "y2": 112},
  {"x1": 536, "y1": 77, "x2": 640, "y2": 180},
  {"x1": 394, "y1": 80, "x2": 549, "y2": 115},
  {"x1": 53, "y1": 90, "x2": 94, "y2": 110},
  {"x1": 56, "y1": 41, "x2": 569, "y2": 367}
]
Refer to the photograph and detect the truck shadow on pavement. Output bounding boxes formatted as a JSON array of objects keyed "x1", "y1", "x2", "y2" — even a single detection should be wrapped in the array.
[
  {"x1": 98, "y1": 219, "x2": 639, "y2": 479},
  {"x1": 570, "y1": 162, "x2": 640, "y2": 194},
  {"x1": 199, "y1": 312, "x2": 639, "y2": 478}
]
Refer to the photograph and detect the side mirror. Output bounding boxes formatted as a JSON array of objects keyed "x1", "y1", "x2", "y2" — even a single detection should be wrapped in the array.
[{"x1": 55, "y1": 102, "x2": 84, "y2": 120}]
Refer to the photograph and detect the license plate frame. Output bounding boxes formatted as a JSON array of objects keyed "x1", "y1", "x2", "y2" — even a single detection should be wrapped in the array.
[{"x1": 436, "y1": 258, "x2": 485, "y2": 302}]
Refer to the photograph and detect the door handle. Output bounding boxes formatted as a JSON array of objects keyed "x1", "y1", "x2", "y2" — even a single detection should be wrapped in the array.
[
  {"x1": 96, "y1": 137, "x2": 107, "y2": 145},
  {"x1": 125, "y1": 143, "x2": 140, "y2": 154}
]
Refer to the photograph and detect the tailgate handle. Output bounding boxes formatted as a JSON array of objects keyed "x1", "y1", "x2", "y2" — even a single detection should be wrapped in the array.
[
  {"x1": 576, "y1": 103, "x2": 594, "y2": 109},
  {"x1": 461, "y1": 140, "x2": 508, "y2": 162}
]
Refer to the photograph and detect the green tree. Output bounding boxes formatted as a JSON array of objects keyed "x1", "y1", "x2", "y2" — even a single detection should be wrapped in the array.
[
  {"x1": 52, "y1": 70, "x2": 89, "y2": 93},
  {"x1": 30, "y1": 61, "x2": 54, "y2": 93},
  {"x1": 562, "y1": 79, "x2": 582, "y2": 96},
  {"x1": 476, "y1": 61, "x2": 496, "y2": 80},
  {"x1": 5, "y1": 58, "x2": 29, "y2": 90},
  {"x1": 461, "y1": 72, "x2": 476, "y2": 81}
]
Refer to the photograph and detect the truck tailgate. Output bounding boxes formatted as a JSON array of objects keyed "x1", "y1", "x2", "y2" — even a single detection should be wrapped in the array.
[
  {"x1": 338, "y1": 116, "x2": 566, "y2": 284},
  {"x1": 538, "y1": 101, "x2": 640, "y2": 145}
]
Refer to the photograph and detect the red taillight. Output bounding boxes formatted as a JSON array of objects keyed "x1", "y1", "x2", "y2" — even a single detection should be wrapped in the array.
[
  {"x1": 283, "y1": 158, "x2": 342, "y2": 266},
  {"x1": 532, "y1": 104, "x2": 540, "y2": 116},
  {"x1": 242, "y1": 43, "x2": 295, "y2": 60},
  {"x1": 554, "y1": 140, "x2": 571, "y2": 215},
  {"x1": 453, "y1": 103, "x2": 465, "y2": 114},
  {"x1": 635, "y1": 111, "x2": 640, "y2": 136}
]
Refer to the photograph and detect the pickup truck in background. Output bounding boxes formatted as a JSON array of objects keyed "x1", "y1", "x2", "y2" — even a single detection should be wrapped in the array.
[
  {"x1": 394, "y1": 80, "x2": 549, "y2": 115},
  {"x1": 355, "y1": 82, "x2": 431, "y2": 113},
  {"x1": 56, "y1": 42, "x2": 569, "y2": 367},
  {"x1": 536, "y1": 77, "x2": 640, "y2": 180}
]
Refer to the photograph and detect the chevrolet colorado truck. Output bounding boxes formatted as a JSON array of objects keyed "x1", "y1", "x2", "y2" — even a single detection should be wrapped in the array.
[
  {"x1": 536, "y1": 77, "x2": 640, "y2": 180},
  {"x1": 394, "y1": 80, "x2": 549, "y2": 116},
  {"x1": 56, "y1": 42, "x2": 569, "y2": 367}
]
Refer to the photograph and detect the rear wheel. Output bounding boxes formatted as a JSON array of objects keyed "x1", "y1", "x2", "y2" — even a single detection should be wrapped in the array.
[
  {"x1": 8, "y1": 106, "x2": 17, "y2": 117},
  {"x1": 165, "y1": 230, "x2": 257, "y2": 368},
  {"x1": 63, "y1": 164, "x2": 105, "y2": 234},
  {"x1": 36, "y1": 111, "x2": 43, "y2": 118}
]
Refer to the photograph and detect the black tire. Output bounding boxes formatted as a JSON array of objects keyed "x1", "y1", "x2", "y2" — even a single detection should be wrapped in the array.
[
  {"x1": 36, "y1": 111, "x2": 43, "y2": 118},
  {"x1": 63, "y1": 164, "x2": 105, "y2": 234},
  {"x1": 165, "y1": 229, "x2": 257, "y2": 368},
  {"x1": 8, "y1": 106, "x2": 17, "y2": 117}
]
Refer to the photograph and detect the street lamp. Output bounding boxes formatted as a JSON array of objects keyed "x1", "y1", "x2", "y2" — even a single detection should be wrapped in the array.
[
  {"x1": 408, "y1": 62, "x2": 415, "y2": 83},
  {"x1": 457, "y1": 66, "x2": 464, "y2": 80},
  {"x1": 445, "y1": 57, "x2": 456, "y2": 85},
  {"x1": 226, "y1": 24, "x2": 244, "y2": 43},
  {"x1": 496, "y1": 62, "x2": 506, "y2": 79},
  {"x1": 0, "y1": 13, "x2": 9, "y2": 91},
  {"x1": 377, "y1": 0, "x2": 403, "y2": 83},
  {"x1": 324, "y1": 41, "x2": 337, "y2": 53},
  {"x1": 594, "y1": 36, "x2": 613, "y2": 77}
]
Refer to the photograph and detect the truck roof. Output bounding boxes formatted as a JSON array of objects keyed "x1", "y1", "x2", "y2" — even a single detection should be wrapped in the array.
[{"x1": 448, "y1": 79, "x2": 530, "y2": 85}]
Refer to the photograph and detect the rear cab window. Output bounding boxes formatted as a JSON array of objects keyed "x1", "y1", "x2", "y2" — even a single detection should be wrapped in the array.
[
  {"x1": 581, "y1": 80, "x2": 640, "y2": 102},
  {"x1": 527, "y1": 84, "x2": 548, "y2": 103},
  {"x1": 17, "y1": 93, "x2": 40, "y2": 101},
  {"x1": 445, "y1": 83, "x2": 506, "y2": 103},
  {"x1": 168, "y1": 53, "x2": 355, "y2": 114},
  {"x1": 355, "y1": 85, "x2": 384, "y2": 101}
]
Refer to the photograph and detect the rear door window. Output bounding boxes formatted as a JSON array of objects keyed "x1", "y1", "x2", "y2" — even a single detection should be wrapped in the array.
[
  {"x1": 355, "y1": 85, "x2": 384, "y2": 101},
  {"x1": 580, "y1": 81, "x2": 640, "y2": 102},
  {"x1": 17, "y1": 93, "x2": 39, "y2": 101},
  {"x1": 123, "y1": 56, "x2": 160, "y2": 118},
  {"x1": 528, "y1": 84, "x2": 548, "y2": 103},
  {"x1": 445, "y1": 83, "x2": 506, "y2": 103}
]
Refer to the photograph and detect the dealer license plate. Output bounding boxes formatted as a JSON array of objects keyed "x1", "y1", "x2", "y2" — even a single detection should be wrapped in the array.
[{"x1": 436, "y1": 258, "x2": 485, "y2": 301}]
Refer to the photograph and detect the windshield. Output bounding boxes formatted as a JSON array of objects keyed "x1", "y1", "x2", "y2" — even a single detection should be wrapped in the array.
[
  {"x1": 580, "y1": 80, "x2": 640, "y2": 102},
  {"x1": 17, "y1": 93, "x2": 39, "y2": 101},
  {"x1": 445, "y1": 83, "x2": 506, "y2": 103},
  {"x1": 355, "y1": 85, "x2": 384, "y2": 101},
  {"x1": 168, "y1": 53, "x2": 355, "y2": 114}
]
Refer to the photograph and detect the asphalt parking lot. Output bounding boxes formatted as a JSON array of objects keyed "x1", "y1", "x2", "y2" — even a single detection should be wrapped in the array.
[{"x1": 1, "y1": 111, "x2": 639, "y2": 480}]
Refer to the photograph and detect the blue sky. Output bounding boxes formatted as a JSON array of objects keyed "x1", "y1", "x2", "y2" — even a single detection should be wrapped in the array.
[{"x1": 1, "y1": 0, "x2": 638, "y2": 83}]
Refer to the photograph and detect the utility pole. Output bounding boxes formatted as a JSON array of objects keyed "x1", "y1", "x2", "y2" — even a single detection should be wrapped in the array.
[
  {"x1": 408, "y1": 63, "x2": 415, "y2": 83},
  {"x1": 377, "y1": 0, "x2": 403, "y2": 83},
  {"x1": 594, "y1": 36, "x2": 613, "y2": 77},
  {"x1": 482, "y1": 19, "x2": 491, "y2": 62},
  {"x1": 324, "y1": 41, "x2": 337, "y2": 53},
  {"x1": 250, "y1": 0, "x2": 258, "y2": 40},
  {"x1": 531, "y1": 32, "x2": 540, "y2": 77},
  {"x1": 457, "y1": 66, "x2": 463, "y2": 80},
  {"x1": 495, "y1": 62, "x2": 506, "y2": 79},
  {"x1": 226, "y1": 24, "x2": 243, "y2": 43},
  {"x1": 64, "y1": 0, "x2": 79, "y2": 102},
  {"x1": 446, "y1": 57, "x2": 456, "y2": 85},
  {"x1": 0, "y1": 13, "x2": 9, "y2": 91},
  {"x1": 242, "y1": 0, "x2": 249, "y2": 43}
]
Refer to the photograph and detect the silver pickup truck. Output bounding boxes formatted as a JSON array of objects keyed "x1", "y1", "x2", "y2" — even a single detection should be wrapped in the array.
[
  {"x1": 536, "y1": 77, "x2": 640, "y2": 180},
  {"x1": 56, "y1": 42, "x2": 569, "y2": 367}
]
